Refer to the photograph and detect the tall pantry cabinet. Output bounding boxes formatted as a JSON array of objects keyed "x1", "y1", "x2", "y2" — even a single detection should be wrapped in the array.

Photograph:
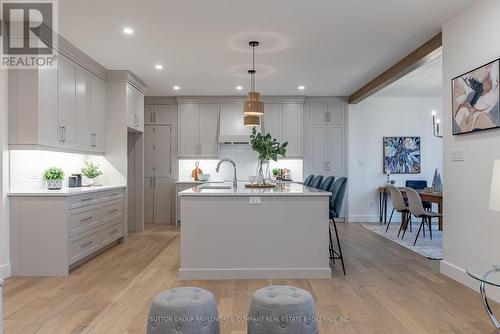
[{"x1": 144, "y1": 104, "x2": 174, "y2": 224}]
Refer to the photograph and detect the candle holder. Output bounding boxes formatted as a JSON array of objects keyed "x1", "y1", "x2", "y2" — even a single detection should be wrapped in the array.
[{"x1": 431, "y1": 110, "x2": 443, "y2": 138}]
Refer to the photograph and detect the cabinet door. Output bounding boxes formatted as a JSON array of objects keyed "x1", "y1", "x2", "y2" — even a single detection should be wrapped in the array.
[
  {"x1": 154, "y1": 177, "x2": 171, "y2": 224},
  {"x1": 126, "y1": 83, "x2": 136, "y2": 129},
  {"x1": 144, "y1": 105, "x2": 154, "y2": 125},
  {"x1": 90, "y1": 76, "x2": 106, "y2": 152},
  {"x1": 264, "y1": 104, "x2": 282, "y2": 139},
  {"x1": 76, "y1": 67, "x2": 91, "y2": 149},
  {"x1": 282, "y1": 104, "x2": 303, "y2": 157},
  {"x1": 154, "y1": 126, "x2": 172, "y2": 177},
  {"x1": 310, "y1": 125, "x2": 328, "y2": 175},
  {"x1": 178, "y1": 104, "x2": 199, "y2": 157},
  {"x1": 144, "y1": 126, "x2": 156, "y2": 177},
  {"x1": 144, "y1": 177, "x2": 154, "y2": 224},
  {"x1": 198, "y1": 104, "x2": 219, "y2": 157},
  {"x1": 39, "y1": 67, "x2": 60, "y2": 146},
  {"x1": 136, "y1": 89, "x2": 144, "y2": 132},
  {"x1": 153, "y1": 105, "x2": 172, "y2": 125},
  {"x1": 58, "y1": 56, "x2": 77, "y2": 145},
  {"x1": 310, "y1": 104, "x2": 328, "y2": 124},
  {"x1": 327, "y1": 125, "x2": 345, "y2": 175}
]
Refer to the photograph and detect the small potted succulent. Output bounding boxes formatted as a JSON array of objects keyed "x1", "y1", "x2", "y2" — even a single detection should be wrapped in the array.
[
  {"x1": 43, "y1": 167, "x2": 65, "y2": 190},
  {"x1": 81, "y1": 161, "x2": 103, "y2": 186}
]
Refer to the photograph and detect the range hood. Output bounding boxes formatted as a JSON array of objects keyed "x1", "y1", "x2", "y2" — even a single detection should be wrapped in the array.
[{"x1": 219, "y1": 104, "x2": 260, "y2": 144}]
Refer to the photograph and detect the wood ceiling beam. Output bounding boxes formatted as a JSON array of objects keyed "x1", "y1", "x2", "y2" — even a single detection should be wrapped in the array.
[{"x1": 348, "y1": 32, "x2": 442, "y2": 104}]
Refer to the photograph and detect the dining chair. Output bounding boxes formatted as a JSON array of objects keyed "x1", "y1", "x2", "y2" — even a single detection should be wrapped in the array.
[
  {"x1": 320, "y1": 176, "x2": 335, "y2": 191},
  {"x1": 328, "y1": 177, "x2": 347, "y2": 275},
  {"x1": 303, "y1": 174, "x2": 315, "y2": 187},
  {"x1": 309, "y1": 175, "x2": 324, "y2": 189},
  {"x1": 386, "y1": 185, "x2": 411, "y2": 235},
  {"x1": 405, "y1": 180, "x2": 432, "y2": 210},
  {"x1": 405, "y1": 187, "x2": 442, "y2": 246}
]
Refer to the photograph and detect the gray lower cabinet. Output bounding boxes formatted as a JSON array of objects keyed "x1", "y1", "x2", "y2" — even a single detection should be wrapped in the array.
[
  {"x1": 144, "y1": 177, "x2": 172, "y2": 224},
  {"x1": 9, "y1": 187, "x2": 126, "y2": 276}
]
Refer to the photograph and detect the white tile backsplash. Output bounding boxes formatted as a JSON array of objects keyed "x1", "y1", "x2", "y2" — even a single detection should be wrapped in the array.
[
  {"x1": 178, "y1": 144, "x2": 303, "y2": 182},
  {"x1": 9, "y1": 150, "x2": 110, "y2": 191}
]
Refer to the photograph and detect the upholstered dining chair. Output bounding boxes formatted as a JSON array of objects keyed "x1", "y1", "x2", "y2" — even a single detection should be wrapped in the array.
[
  {"x1": 386, "y1": 185, "x2": 411, "y2": 236},
  {"x1": 309, "y1": 175, "x2": 324, "y2": 189},
  {"x1": 405, "y1": 187, "x2": 442, "y2": 246},
  {"x1": 320, "y1": 176, "x2": 335, "y2": 192},
  {"x1": 328, "y1": 177, "x2": 347, "y2": 275},
  {"x1": 303, "y1": 175, "x2": 315, "y2": 187}
]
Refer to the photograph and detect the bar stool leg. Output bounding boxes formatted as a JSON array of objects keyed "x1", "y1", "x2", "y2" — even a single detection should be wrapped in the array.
[{"x1": 331, "y1": 219, "x2": 346, "y2": 275}]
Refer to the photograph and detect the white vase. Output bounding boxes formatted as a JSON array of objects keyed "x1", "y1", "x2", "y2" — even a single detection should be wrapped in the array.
[{"x1": 46, "y1": 179, "x2": 62, "y2": 190}]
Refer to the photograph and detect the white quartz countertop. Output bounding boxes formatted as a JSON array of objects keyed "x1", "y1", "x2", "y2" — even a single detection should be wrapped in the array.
[
  {"x1": 179, "y1": 182, "x2": 330, "y2": 197},
  {"x1": 8, "y1": 185, "x2": 126, "y2": 197}
]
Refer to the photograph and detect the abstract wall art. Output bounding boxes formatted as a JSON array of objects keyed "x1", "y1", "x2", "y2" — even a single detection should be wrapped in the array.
[
  {"x1": 383, "y1": 137, "x2": 421, "y2": 174},
  {"x1": 452, "y1": 59, "x2": 500, "y2": 135}
]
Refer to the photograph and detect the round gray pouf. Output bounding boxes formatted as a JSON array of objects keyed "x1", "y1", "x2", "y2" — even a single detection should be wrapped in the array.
[
  {"x1": 148, "y1": 287, "x2": 220, "y2": 334},
  {"x1": 247, "y1": 286, "x2": 318, "y2": 334}
]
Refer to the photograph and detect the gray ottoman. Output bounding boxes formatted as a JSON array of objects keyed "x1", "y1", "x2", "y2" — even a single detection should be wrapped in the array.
[
  {"x1": 148, "y1": 287, "x2": 220, "y2": 334},
  {"x1": 247, "y1": 286, "x2": 318, "y2": 334}
]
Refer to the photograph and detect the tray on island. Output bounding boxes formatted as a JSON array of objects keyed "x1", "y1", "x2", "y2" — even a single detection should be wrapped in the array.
[{"x1": 244, "y1": 183, "x2": 277, "y2": 189}]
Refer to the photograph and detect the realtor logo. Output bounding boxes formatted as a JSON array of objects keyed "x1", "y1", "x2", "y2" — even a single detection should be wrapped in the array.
[{"x1": 0, "y1": 1, "x2": 58, "y2": 68}]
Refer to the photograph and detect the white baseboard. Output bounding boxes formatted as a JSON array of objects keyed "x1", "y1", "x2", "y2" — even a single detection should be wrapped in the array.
[
  {"x1": 179, "y1": 268, "x2": 332, "y2": 280},
  {"x1": 0, "y1": 263, "x2": 11, "y2": 279},
  {"x1": 440, "y1": 260, "x2": 500, "y2": 302}
]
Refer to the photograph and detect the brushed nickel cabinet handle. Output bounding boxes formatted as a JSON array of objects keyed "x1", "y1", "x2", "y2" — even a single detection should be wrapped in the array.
[
  {"x1": 109, "y1": 208, "x2": 119, "y2": 214},
  {"x1": 80, "y1": 197, "x2": 93, "y2": 202},
  {"x1": 80, "y1": 216, "x2": 93, "y2": 222},
  {"x1": 109, "y1": 229, "x2": 119, "y2": 235}
]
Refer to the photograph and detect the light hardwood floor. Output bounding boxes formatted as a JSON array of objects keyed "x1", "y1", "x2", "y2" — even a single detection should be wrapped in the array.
[{"x1": 3, "y1": 223, "x2": 499, "y2": 334}]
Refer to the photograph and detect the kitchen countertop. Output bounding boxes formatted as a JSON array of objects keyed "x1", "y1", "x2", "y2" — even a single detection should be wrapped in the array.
[
  {"x1": 8, "y1": 185, "x2": 126, "y2": 197},
  {"x1": 179, "y1": 182, "x2": 330, "y2": 197}
]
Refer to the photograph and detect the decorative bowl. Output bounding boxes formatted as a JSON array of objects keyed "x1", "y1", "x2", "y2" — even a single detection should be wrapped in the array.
[{"x1": 198, "y1": 174, "x2": 210, "y2": 181}]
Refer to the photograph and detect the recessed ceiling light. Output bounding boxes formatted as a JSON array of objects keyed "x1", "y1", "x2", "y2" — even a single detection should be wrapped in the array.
[
  {"x1": 298, "y1": 85, "x2": 305, "y2": 90},
  {"x1": 173, "y1": 85, "x2": 180, "y2": 90},
  {"x1": 236, "y1": 85, "x2": 243, "y2": 90},
  {"x1": 155, "y1": 64, "x2": 163, "y2": 70},
  {"x1": 123, "y1": 27, "x2": 134, "y2": 35}
]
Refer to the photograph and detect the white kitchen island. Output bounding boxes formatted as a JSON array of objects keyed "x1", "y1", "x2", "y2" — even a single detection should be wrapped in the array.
[{"x1": 179, "y1": 182, "x2": 332, "y2": 280}]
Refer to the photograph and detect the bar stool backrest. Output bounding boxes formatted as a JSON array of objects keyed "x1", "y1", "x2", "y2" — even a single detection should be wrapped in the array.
[{"x1": 309, "y1": 175, "x2": 324, "y2": 189}]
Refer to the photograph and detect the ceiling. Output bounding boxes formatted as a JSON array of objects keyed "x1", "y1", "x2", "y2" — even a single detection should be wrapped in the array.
[
  {"x1": 58, "y1": 0, "x2": 472, "y2": 96},
  {"x1": 374, "y1": 54, "x2": 443, "y2": 98}
]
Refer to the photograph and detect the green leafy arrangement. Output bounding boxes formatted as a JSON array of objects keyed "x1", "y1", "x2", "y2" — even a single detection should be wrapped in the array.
[
  {"x1": 272, "y1": 168, "x2": 280, "y2": 176},
  {"x1": 81, "y1": 161, "x2": 103, "y2": 179},
  {"x1": 250, "y1": 127, "x2": 288, "y2": 162},
  {"x1": 43, "y1": 167, "x2": 64, "y2": 181}
]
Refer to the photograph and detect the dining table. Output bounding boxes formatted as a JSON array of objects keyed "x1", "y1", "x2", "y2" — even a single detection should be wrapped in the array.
[{"x1": 378, "y1": 186, "x2": 443, "y2": 230}]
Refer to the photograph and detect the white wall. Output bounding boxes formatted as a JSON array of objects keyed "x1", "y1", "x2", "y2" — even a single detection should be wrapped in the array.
[
  {"x1": 348, "y1": 97, "x2": 443, "y2": 222},
  {"x1": 440, "y1": 0, "x2": 500, "y2": 301},
  {"x1": 0, "y1": 69, "x2": 9, "y2": 280}
]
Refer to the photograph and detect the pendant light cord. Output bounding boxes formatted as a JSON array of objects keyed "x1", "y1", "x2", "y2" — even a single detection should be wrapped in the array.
[{"x1": 251, "y1": 44, "x2": 255, "y2": 92}]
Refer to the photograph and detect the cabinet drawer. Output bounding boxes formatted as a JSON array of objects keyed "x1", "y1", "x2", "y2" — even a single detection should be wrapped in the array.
[
  {"x1": 100, "y1": 190, "x2": 124, "y2": 202},
  {"x1": 68, "y1": 206, "x2": 100, "y2": 236},
  {"x1": 101, "y1": 200, "x2": 123, "y2": 222},
  {"x1": 68, "y1": 229, "x2": 100, "y2": 265},
  {"x1": 68, "y1": 193, "x2": 100, "y2": 209},
  {"x1": 101, "y1": 219, "x2": 123, "y2": 246}
]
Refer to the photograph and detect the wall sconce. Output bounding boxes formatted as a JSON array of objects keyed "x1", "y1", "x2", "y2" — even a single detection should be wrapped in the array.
[{"x1": 432, "y1": 110, "x2": 443, "y2": 138}]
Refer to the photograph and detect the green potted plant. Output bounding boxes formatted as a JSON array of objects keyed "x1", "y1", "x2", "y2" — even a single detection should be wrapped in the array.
[
  {"x1": 249, "y1": 127, "x2": 288, "y2": 184},
  {"x1": 81, "y1": 161, "x2": 103, "y2": 186},
  {"x1": 43, "y1": 167, "x2": 65, "y2": 190}
]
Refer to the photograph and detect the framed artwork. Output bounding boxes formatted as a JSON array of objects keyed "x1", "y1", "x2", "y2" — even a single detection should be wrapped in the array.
[
  {"x1": 383, "y1": 137, "x2": 421, "y2": 174},
  {"x1": 452, "y1": 59, "x2": 500, "y2": 135}
]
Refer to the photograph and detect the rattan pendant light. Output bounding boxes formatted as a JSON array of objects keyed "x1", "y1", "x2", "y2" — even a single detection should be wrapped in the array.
[{"x1": 243, "y1": 41, "x2": 264, "y2": 117}]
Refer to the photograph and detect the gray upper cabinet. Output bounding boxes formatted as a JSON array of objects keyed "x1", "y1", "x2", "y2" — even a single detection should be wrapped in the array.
[
  {"x1": 263, "y1": 103, "x2": 303, "y2": 157},
  {"x1": 178, "y1": 103, "x2": 219, "y2": 158},
  {"x1": 8, "y1": 53, "x2": 107, "y2": 154},
  {"x1": 126, "y1": 83, "x2": 144, "y2": 132},
  {"x1": 145, "y1": 104, "x2": 172, "y2": 125}
]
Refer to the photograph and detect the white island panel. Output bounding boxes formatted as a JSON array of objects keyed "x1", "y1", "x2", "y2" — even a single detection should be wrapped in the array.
[{"x1": 180, "y1": 183, "x2": 331, "y2": 280}]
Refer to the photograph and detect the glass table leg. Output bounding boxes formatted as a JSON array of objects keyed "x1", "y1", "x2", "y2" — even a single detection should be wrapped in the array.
[{"x1": 481, "y1": 281, "x2": 500, "y2": 331}]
